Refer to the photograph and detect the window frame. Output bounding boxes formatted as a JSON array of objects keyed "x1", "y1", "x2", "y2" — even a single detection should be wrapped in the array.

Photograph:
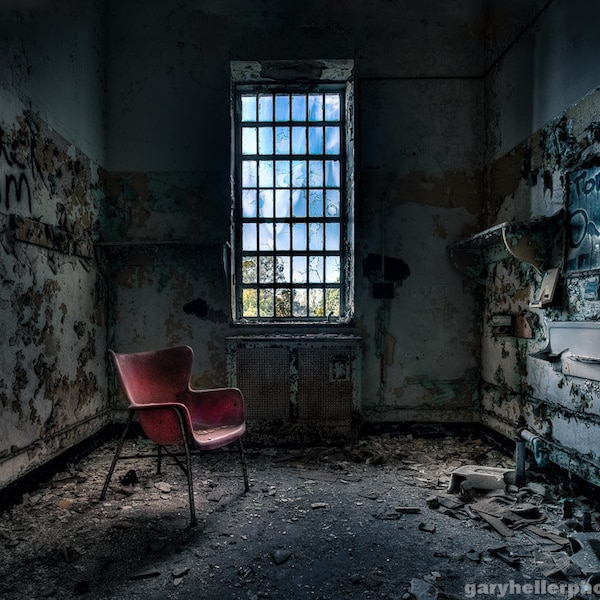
[{"x1": 230, "y1": 60, "x2": 355, "y2": 325}]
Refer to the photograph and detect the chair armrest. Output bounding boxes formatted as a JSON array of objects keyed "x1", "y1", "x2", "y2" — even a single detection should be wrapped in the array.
[
  {"x1": 177, "y1": 387, "x2": 245, "y2": 428},
  {"x1": 129, "y1": 402, "x2": 194, "y2": 445}
]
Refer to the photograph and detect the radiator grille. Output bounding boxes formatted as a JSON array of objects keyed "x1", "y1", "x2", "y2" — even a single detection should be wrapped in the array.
[
  {"x1": 236, "y1": 346, "x2": 290, "y2": 420},
  {"x1": 297, "y1": 347, "x2": 354, "y2": 421},
  {"x1": 227, "y1": 335, "x2": 361, "y2": 443}
]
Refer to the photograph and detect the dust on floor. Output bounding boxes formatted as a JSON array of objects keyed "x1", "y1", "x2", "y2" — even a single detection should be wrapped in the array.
[{"x1": 0, "y1": 431, "x2": 597, "y2": 600}]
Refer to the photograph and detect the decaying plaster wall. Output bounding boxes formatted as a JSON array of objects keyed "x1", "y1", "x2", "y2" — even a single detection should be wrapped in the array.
[
  {"x1": 0, "y1": 2, "x2": 107, "y2": 490},
  {"x1": 103, "y1": 0, "x2": 491, "y2": 434},
  {"x1": 479, "y1": 0, "x2": 600, "y2": 487},
  {"x1": 0, "y1": 105, "x2": 107, "y2": 489}
]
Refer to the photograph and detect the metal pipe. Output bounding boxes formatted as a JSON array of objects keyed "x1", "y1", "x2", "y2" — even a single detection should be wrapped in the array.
[{"x1": 514, "y1": 417, "x2": 550, "y2": 487}]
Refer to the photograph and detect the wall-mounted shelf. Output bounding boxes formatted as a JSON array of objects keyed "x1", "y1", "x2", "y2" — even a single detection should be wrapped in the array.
[{"x1": 448, "y1": 211, "x2": 565, "y2": 285}]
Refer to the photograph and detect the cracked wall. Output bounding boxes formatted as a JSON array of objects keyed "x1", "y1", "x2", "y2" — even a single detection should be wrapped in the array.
[
  {"x1": 102, "y1": 0, "x2": 489, "y2": 432},
  {"x1": 0, "y1": 108, "x2": 107, "y2": 489},
  {"x1": 481, "y1": 0, "x2": 600, "y2": 487},
  {"x1": 0, "y1": 1, "x2": 107, "y2": 490}
]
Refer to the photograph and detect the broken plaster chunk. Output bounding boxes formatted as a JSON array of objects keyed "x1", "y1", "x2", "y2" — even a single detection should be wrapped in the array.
[
  {"x1": 272, "y1": 549, "x2": 292, "y2": 565},
  {"x1": 154, "y1": 482, "x2": 171, "y2": 493},
  {"x1": 128, "y1": 567, "x2": 161, "y2": 580},
  {"x1": 172, "y1": 566, "x2": 190, "y2": 578},
  {"x1": 410, "y1": 577, "x2": 439, "y2": 600},
  {"x1": 526, "y1": 482, "x2": 547, "y2": 497}
]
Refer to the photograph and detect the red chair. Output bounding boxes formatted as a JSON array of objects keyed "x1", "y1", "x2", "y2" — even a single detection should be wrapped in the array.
[{"x1": 100, "y1": 345, "x2": 249, "y2": 526}]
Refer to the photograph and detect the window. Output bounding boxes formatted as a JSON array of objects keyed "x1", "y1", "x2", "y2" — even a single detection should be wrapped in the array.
[{"x1": 230, "y1": 61, "x2": 354, "y2": 324}]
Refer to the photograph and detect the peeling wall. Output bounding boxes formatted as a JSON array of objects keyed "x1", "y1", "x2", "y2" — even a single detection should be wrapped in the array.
[
  {"x1": 481, "y1": 0, "x2": 600, "y2": 486},
  {"x1": 0, "y1": 105, "x2": 107, "y2": 488},
  {"x1": 102, "y1": 0, "x2": 492, "y2": 435},
  {"x1": 0, "y1": 2, "x2": 107, "y2": 489}
]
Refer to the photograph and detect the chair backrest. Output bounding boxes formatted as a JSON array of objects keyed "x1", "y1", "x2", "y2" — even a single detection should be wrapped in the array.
[{"x1": 109, "y1": 346, "x2": 194, "y2": 406}]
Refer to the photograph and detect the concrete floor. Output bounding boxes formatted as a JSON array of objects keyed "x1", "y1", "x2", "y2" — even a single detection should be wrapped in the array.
[{"x1": 0, "y1": 431, "x2": 597, "y2": 599}]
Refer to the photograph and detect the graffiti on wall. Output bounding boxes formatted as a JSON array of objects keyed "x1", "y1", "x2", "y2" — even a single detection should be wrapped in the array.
[
  {"x1": 0, "y1": 125, "x2": 32, "y2": 214},
  {"x1": 567, "y1": 166, "x2": 600, "y2": 272}
]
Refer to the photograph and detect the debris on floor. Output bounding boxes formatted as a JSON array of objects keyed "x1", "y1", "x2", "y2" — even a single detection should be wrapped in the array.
[{"x1": 0, "y1": 430, "x2": 598, "y2": 599}]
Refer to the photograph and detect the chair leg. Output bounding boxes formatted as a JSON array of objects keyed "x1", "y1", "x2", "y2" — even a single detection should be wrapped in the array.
[
  {"x1": 238, "y1": 438, "x2": 250, "y2": 492},
  {"x1": 183, "y1": 442, "x2": 197, "y2": 526},
  {"x1": 100, "y1": 411, "x2": 133, "y2": 500},
  {"x1": 157, "y1": 445, "x2": 163, "y2": 475}
]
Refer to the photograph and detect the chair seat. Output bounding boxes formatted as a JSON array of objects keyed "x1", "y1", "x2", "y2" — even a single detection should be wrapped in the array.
[{"x1": 192, "y1": 423, "x2": 246, "y2": 450}]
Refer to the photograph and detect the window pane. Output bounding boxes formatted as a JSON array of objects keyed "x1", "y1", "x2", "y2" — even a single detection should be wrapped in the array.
[
  {"x1": 259, "y1": 190, "x2": 273, "y2": 218},
  {"x1": 242, "y1": 256, "x2": 257, "y2": 283},
  {"x1": 258, "y1": 127, "x2": 273, "y2": 154},
  {"x1": 258, "y1": 160, "x2": 273, "y2": 187},
  {"x1": 276, "y1": 256, "x2": 291, "y2": 282},
  {"x1": 292, "y1": 160, "x2": 307, "y2": 187},
  {"x1": 308, "y1": 94, "x2": 323, "y2": 121},
  {"x1": 242, "y1": 127, "x2": 257, "y2": 154},
  {"x1": 242, "y1": 288, "x2": 258, "y2": 317},
  {"x1": 259, "y1": 256, "x2": 274, "y2": 282},
  {"x1": 309, "y1": 161, "x2": 323, "y2": 186},
  {"x1": 275, "y1": 189, "x2": 290, "y2": 218},
  {"x1": 309, "y1": 190, "x2": 324, "y2": 217},
  {"x1": 241, "y1": 96, "x2": 257, "y2": 122},
  {"x1": 258, "y1": 223, "x2": 274, "y2": 250},
  {"x1": 325, "y1": 256, "x2": 340, "y2": 282},
  {"x1": 309, "y1": 222, "x2": 323, "y2": 250},
  {"x1": 308, "y1": 288, "x2": 324, "y2": 316},
  {"x1": 258, "y1": 95, "x2": 273, "y2": 121},
  {"x1": 275, "y1": 289, "x2": 291, "y2": 317},
  {"x1": 292, "y1": 190, "x2": 307, "y2": 217},
  {"x1": 276, "y1": 223, "x2": 290, "y2": 250},
  {"x1": 292, "y1": 256, "x2": 307, "y2": 283},
  {"x1": 324, "y1": 94, "x2": 341, "y2": 121},
  {"x1": 242, "y1": 160, "x2": 257, "y2": 187},
  {"x1": 242, "y1": 223, "x2": 256, "y2": 251},
  {"x1": 325, "y1": 223, "x2": 340, "y2": 251},
  {"x1": 242, "y1": 190, "x2": 257, "y2": 218},
  {"x1": 292, "y1": 223, "x2": 307, "y2": 250},
  {"x1": 325, "y1": 288, "x2": 340, "y2": 316},
  {"x1": 308, "y1": 127, "x2": 324, "y2": 154},
  {"x1": 275, "y1": 127, "x2": 290, "y2": 154},
  {"x1": 325, "y1": 126, "x2": 340, "y2": 154},
  {"x1": 308, "y1": 255, "x2": 323, "y2": 282},
  {"x1": 275, "y1": 161, "x2": 290, "y2": 187},
  {"x1": 325, "y1": 160, "x2": 340, "y2": 187},
  {"x1": 259, "y1": 288, "x2": 274, "y2": 317},
  {"x1": 292, "y1": 127, "x2": 306, "y2": 154},
  {"x1": 275, "y1": 95, "x2": 290, "y2": 121},
  {"x1": 326, "y1": 189, "x2": 340, "y2": 216},
  {"x1": 291, "y1": 95, "x2": 307, "y2": 121},
  {"x1": 293, "y1": 288, "x2": 307, "y2": 317}
]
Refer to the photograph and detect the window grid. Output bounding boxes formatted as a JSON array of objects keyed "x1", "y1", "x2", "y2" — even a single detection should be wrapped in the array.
[{"x1": 235, "y1": 89, "x2": 346, "y2": 321}]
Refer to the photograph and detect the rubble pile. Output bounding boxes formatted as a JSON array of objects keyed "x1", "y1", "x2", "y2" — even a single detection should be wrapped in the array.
[{"x1": 0, "y1": 431, "x2": 598, "y2": 599}]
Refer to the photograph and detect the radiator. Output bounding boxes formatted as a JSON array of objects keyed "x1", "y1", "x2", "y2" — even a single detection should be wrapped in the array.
[{"x1": 226, "y1": 334, "x2": 362, "y2": 444}]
